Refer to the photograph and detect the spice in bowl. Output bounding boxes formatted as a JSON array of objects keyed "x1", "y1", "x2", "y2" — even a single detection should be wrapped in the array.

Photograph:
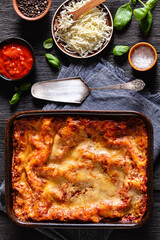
[
  {"x1": 0, "y1": 38, "x2": 34, "y2": 81},
  {"x1": 13, "y1": 0, "x2": 51, "y2": 21},
  {"x1": 128, "y1": 42, "x2": 157, "y2": 71},
  {"x1": 17, "y1": 0, "x2": 49, "y2": 18}
]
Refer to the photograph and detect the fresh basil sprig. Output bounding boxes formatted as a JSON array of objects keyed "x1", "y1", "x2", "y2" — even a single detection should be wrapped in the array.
[
  {"x1": 114, "y1": 1, "x2": 132, "y2": 30},
  {"x1": 133, "y1": 0, "x2": 157, "y2": 35},
  {"x1": 10, "y1": 83, "x2": 31, "y2": 105},
  {"x1": 45, "y1": 54, "x2": 60, "y2": 70},
  {"x1": 114, "y1": 0, "x2": 158, "y2": 36},
  {"x1": 43, "y1": 38, "x2": 53, "y2": 49},
  {"x1": 113, "y1": 45, "x2": 130, "y2": 56},
  {"x1": 139, "y1": 10, "x2": 152, "y2": 36}
]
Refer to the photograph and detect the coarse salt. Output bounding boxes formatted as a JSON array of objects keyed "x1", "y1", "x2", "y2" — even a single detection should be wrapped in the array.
[{"x1": 131, "y1": 45, "x2": 155, "y2": 70}]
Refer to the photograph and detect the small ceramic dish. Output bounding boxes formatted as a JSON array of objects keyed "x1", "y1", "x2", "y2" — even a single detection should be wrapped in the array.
[
  {"x1": 0, "y1": 37, "x2": 35, "y2": 82},
  {"x1": 12, "y1": 0, "x2": 51, "y2": 21},
  {"x1": 51, "y1": 0, "x2": 113, "y2": 58},
  {"x1": 128, "y1": 42, "x2": 157, "y2": 72}
]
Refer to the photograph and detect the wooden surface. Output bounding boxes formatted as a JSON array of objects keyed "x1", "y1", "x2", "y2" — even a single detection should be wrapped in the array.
[{"x1": 0, "y1": 0, "x2": 160, "y2": 239}]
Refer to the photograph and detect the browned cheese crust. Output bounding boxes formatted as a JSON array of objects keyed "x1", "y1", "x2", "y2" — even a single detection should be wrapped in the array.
[{"x1": 12, "y1": 116, "x2": 148, "y2": 223}]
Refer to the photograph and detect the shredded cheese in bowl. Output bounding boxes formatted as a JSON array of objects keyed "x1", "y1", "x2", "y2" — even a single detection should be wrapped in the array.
[{"x1": 53, "y1": 0, "x2": 113, "y2": 58}]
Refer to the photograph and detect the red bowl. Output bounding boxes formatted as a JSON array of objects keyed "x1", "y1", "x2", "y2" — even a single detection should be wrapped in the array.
[{"x1": 0, "y1": 37, "x2": 35, "y2": 82}]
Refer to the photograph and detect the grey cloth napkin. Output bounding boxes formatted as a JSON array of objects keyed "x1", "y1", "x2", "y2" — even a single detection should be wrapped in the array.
[{"x1": 1, "y1": 58, "x2": 160, "y2": 240}]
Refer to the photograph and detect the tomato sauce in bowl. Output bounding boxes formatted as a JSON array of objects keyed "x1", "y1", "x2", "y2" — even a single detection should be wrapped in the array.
[{"x1": 0, "y1": 38, "x2": 34, "y2": 81}]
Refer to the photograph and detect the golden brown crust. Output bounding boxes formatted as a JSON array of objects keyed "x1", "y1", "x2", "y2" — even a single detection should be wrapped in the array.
[{"x1": 12, "y1": 116, "x2": 148, "y2": 223}]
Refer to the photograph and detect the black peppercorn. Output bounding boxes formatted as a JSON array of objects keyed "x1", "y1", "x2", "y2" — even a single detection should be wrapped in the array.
[{"x1": 17, "y1": 0, "x2": 49, "y2": 18}]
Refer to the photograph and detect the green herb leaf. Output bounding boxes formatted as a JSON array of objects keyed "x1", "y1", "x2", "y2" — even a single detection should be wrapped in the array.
[
  {"x1": 9, "y1": 92, "x2": 20, "y2": 105},
  {"x1": 16, "y1": 83, "x2": 31, "y2": 93},
  {"x1": 139, "y1": 10, "x2": 152, "y2": 36},
  {"x1": 134, "y1": 7, "x2": 148, "y2": 20},
  {"x1": 133, "y1": 0, "x2": 137, "y2": 5},
  {"x1": 10, "y1": 83, "x2": 31, "y2": 105},
  {"x1": 114, "y1": 2, "x2": 132, "y2": 30},
  {"x1": 14, "y1": 87, "x2": 19, "y2": 92},
  {"x1": 45, "y1": 54, "x2": 60, "y2": 70},
  {"x1": 43, "y1": 38, "x2": 53, "y2": 49},
  {"x1": 145, "y1": 0, "x2": 158, "y2": 10},
  {"x1": 113, "y1": 45, "x2": 130, "y2": 56}
]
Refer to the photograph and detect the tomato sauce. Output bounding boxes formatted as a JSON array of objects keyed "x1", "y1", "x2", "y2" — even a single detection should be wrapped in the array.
[{"x1": 0, "y1": 43, "x2": 33, "y2": 80}]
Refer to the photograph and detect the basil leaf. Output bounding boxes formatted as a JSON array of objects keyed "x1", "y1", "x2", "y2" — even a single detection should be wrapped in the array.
[
  {"x1": 113, "y1": 45, "x2": 130, "y2": 56},
  {"x1": 145, "y1": 0, "x2": 158, "y2": 10},
  {"x1": 43, "y1": 38, "x2": 53, "y2": 49},
  {"x1": 133, "y1": 0, "x2": 137, "y2": 5},
  {"x1": 10, "y1": 83, "x2": 31, "y2": 105},
  {"x1": 134, "y1": 7, "x2": 148, "y2": 20},
  {"x1": 9, "y1": 92, "x2": 20, "y2": 105},
  {"x1": 17, "y1": 83, "x2": 31, "y2": 93},
  {"x1": 114, "y1": 2, "x2": 132, "y2": 30},
  {"x1": 15, "y1": 87, "x2": 19, "y2": 92},
  {"x1": 45, "y1": 54, "x2": 60, "y2": 70},
  {"x1": 139, "y1": 11, "x2": 152, "y2": 36}
]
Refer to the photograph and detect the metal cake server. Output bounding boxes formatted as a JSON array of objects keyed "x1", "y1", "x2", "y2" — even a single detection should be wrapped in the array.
[{"x1": 31, "y1": 77, "x2": 145, "y2": 104}]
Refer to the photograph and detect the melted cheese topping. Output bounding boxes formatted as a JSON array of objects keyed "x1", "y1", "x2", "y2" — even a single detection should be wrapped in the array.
[
  {"x1": 54, "y1": 0, "x2": 112, "y2": 57},
  {"x1": 12, "y1": 116, "x2": 148, "y2": 223}
]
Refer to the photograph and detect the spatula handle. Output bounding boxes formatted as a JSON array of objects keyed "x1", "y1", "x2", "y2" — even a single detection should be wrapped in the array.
[
  {"x1": 69, "y1": 0, "x2": 106, "y2": 21},
  {"x1": 89, "y1": 79, "x2": 145, "y2": 92}
]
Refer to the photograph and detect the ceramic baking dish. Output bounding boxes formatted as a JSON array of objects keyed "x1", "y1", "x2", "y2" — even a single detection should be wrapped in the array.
[{"x1": 5, "y1": 110, "x2": 153, "y2": 228}]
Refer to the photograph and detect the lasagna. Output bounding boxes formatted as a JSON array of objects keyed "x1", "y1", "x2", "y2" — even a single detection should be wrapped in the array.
[{"x1": 12, "y1": 115, "x2": 148, "y2": 223}]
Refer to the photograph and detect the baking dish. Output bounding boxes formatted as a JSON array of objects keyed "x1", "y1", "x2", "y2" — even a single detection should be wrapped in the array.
[{"x1": 5, "y1": 110, "x2": 153, "y2": 228}]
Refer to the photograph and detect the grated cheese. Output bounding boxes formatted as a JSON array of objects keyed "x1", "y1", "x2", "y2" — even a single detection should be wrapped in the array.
[{"x1": 54, "y1": 0, "x2": 112, "y2": 57}]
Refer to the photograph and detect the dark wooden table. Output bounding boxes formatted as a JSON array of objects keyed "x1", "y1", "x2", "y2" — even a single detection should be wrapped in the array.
[{"x1": 0, "y1": 0, "x2": 160, "y2": 239}]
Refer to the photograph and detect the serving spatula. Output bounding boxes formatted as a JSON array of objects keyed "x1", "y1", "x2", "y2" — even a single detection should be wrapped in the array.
[{"x1": 31, "y1": 77, "x2": 145, "y2": 104}]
